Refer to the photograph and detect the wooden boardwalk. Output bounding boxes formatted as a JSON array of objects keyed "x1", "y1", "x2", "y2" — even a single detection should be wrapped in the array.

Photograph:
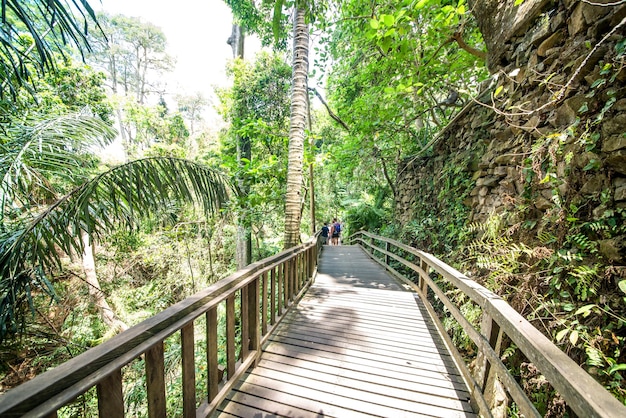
[{"x1": 213, "y1": 245, "x2": 475, "y2": 417}]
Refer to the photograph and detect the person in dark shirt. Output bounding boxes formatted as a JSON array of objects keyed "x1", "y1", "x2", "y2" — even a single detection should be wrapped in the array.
[{"x1": 321, "y1": 222, "x2": 329, "y2": 245}]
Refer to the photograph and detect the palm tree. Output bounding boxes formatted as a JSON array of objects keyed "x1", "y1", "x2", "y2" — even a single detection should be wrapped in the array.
[
  {"x1": 0, "y1": 112, "x2": 231, "y2": 342},
  {"x1": 283, "y1": 4, "x2": 309, "y2": 249},
  {"x1": 0, "y1": 0, "x2": 100, "y2": 98}
]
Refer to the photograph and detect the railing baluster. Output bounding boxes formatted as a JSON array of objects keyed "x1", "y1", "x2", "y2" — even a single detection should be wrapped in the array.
[
  {"x1": 96, "y1": 369, "x2": 123, "y2": 418},
  {"x1": 146, "y1": 342, "x2": 166, "y2": 418},
  {"x1": 284, "y1": 259, "x2": 290, "y2": 306},
  {"x1": 180, "y1": 323, "x2": 196, "y2": 418},
  {"x1": 247, "y1": 279, "x2": 260, "y2": 364},
  {"x1": 206, "y1": 307, "x2": 218, "y2": 401},
  {"x1": 261, "y1": 271, "x2": 268, "y2": 335},
  {"x1": 278, "y1": 262, "x2": 284, "y2": 314},
  {"x1": 479, "y1": 314, "x2": 502, "y2": 391},
  {"x1": 226, "y1": 294, "x2": 236, "y2": 379},
  {"x1": 270, "y1": 267, "x2": 276, "y2": 325},
  {"x1": 240, "y1": 287, "x2": 249, "y2": 360}
]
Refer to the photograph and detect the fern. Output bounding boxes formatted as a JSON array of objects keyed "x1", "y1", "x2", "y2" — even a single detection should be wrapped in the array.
[
  {"x1": 538, "y1": 231, "x2": 557, "y2": 244},
  {"x1": 586, "y1": 345, "x2": 605, "y2": 368}
]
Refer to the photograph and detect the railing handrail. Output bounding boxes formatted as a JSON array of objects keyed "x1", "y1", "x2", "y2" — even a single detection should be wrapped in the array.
[
  {"x1": 347, "y1": 230, "x2": 626, "y2": 418},
  {"x1": 0, "y1": 233, "x2": 322, "y2": 417}
]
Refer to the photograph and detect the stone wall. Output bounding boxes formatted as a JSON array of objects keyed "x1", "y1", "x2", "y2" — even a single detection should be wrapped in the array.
[{"x1": 396, "y1": 0, "x2": 626, "y2": 262}]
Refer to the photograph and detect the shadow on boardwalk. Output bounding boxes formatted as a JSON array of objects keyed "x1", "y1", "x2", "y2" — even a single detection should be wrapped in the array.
[{"x1": 214, "y1": 245, "x2": 476, "y2": 418}]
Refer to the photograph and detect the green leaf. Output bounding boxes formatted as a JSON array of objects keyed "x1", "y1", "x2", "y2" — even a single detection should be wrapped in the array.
[
  {"x1": 494, "y1": 85, "x2": 504, "y2": 97},
  {"x1": 272, "y1": 0, "x2": 285, "y2": 44},
  {"x1": 569, "y1": 330, "x2": 579, "y2": 345},
  {"x1": 514, "y1": 0, "x2": 525, "y2": 5},
  {"x1": 619, "y1": 280, "x2": 626, "y2": 295},
  {"x1": 556, "y1": 328, "x2": 569, "y2": 342},
  {"x1": 381, "y1": 14, "x2": 395, "y2": 27},
  {"x1": 370, "y1": 19, "x2": 379, "y2": 29},
  {"x1": 608, "y1": 364, "x2": 626, "y2": 374},
  {"x1": 415, "y1": 0, "x2": 430, "y2": 10},
  {"x1": 575, "y1": 304, "x2": 596, "y2": 317}
]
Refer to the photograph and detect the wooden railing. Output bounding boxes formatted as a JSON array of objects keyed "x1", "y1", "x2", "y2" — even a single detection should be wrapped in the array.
[
  {"x1": 0, "y1": 234, "x2": 323, "y2": 417},
  {"x1": 347, "y1": 231, "x2": 626, "y2": 418}
]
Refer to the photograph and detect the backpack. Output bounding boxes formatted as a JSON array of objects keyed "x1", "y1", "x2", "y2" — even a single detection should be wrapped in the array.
[{"x1": 334, "y1": 223, "x2": 341, "y2": 233}]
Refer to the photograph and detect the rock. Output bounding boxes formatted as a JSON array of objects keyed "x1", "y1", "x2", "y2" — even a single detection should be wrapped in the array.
[
  {"x1": 615, "y1": 183, "x2": 626, "y2": 201},
  {"x1": 572, "y1": 46, "x2": 609, "y2": 84},
  {"x1": 598, "y1": 237, "x2": 625, "y2": 262},
  {"x1": 602, "y1": 135, "x2": 626, "y2": 153},
  {"x1": 568, "y1": 3, "x2": 586, "y2": 36},
  {"x1": 551, "y1": 10, "x2": 566, "y2": 32},
  {"x1": 493, "y1": 166, "x2": 508, "y2": 177},
  {"x1": 535, "y1": 195, "x2": 553, "y2": 210},
  {"x1": 581, "y1": 1, "x2": 613, "y2": 25},
  {"x1": 477, "y1": 177, "x2": 500, "y2": 188},
  {"x1": 552, "y1": 95, "x2": 588, "y2": 127},
  {"x1": 573, "y1": 152, "x2": 600, "y2": 170},
  {"x1": 613, "y1": 99, "x2": 626, "y2": 112},
  {"x1": 606, "y1": 150, "x2": 626, "y2": 174},
  {"x1": 538, "y1": 31, "x2": 563, "y2": 57},
  {"x1": 601, "y1": 114, "x2": 626, "y2": 137},
  {"x1": 580, "y1": 175, "x2": 606, "y2": 196}
]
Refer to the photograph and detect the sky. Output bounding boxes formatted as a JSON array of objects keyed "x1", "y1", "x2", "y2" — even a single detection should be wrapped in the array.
[{"x1": 96, "y1": 0, "x2": 261, "y2": 124}]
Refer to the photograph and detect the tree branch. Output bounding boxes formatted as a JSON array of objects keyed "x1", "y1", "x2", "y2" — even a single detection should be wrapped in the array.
[
  {"x1": 451, "y1": 30, "x2": 487, "y2": 60},
  {"x1": 308, "y1": 87, "x2": 351, "y2": 132}
]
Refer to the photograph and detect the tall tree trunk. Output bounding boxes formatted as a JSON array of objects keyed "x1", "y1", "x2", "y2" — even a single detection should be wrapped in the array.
[
  {"x1": 81, "y1": 232, "x2": 128, "y2": 334},
  {"x1": 283, "y1": 6, "x2": 309, "y2": 249},
  {"x1": 229, "y1": 23, "x2": 252, "y2": 268}
]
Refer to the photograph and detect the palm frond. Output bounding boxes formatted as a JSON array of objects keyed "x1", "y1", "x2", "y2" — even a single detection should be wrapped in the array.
[
  {"x1": 0, "y1": 112, "x2": 116, "y2": 213},
  {"x1": 0, "y1": 0, "x2": 100, "y2": 97},
  {"x1": 0, "y1": 157, "x2": 232, "y2": 341}
]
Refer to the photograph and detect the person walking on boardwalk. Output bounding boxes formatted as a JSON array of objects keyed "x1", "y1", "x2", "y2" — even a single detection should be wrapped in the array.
[
  {"x1": 331, "y1": 218, "x2": 341, "y2": 245},
  {"x1": 320, "y1": 222, "x2": 329, "y2": 245}
]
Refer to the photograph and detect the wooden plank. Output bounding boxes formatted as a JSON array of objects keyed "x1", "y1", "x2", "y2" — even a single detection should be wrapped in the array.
[
  {"x1": 270, "y1": 320, "x2": 448, "y2": 357},
  {"x1": 259, "y1": 353, "x2": 470, "y2": 402},
  {"x1": 252, "y1": 358, "x2": 473, "y2": 413},
  {"x1": 145, "y1": 342, "x2": 166, "y2": 418},
  {"x1": 207, "y1": 308, "x2": 218, "y2": 401},
  {"x1": 180, "y1": 323, "x2": 196, "y2": 418},
  {"x1": 263, "y1": 340, "x2": 469, "y2": 390},
  {"x1": 269, "y1": 325, "x2": 457, "y2": 366},
  {"x1": 236, "y1": 372, "x2": 471, "y2": 418},
  {"x1": 278, "y1": 310, "x2": 445, "y2": 344},
  {"x1": 96, "y1": 369, "x2": 123, "y2": 418}
]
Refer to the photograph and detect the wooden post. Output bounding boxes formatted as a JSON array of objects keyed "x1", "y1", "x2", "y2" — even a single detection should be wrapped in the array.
[
  {"x1": 385, "y1": 241, "x2": 390, "y2": 266},
  {"x1": 480, "y1": 314, "x2": 502, "y2": 392},
  {"x1": 180, "y1": 323, "x2": 196, "y2": 418},
  {"x1": 226, "y1": 295, "x2": 236, "y2": 379},
  {"x1": 420, "y1": 259, "x2": 429, "y2": 295},
  {"x1": 146, "y1": 342, "x2": 167, "y2": 418},
  {"x1": 97, "y1": 369, "x2": 123, "y2": 418},
  {"x1": 206, "y1": 307, "x2": 218, "y2": 401}
]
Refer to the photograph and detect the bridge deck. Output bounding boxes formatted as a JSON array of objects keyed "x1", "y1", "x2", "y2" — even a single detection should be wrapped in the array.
[{"x1": 213, "y1": 245, "x2": 475, "y2": 417}]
